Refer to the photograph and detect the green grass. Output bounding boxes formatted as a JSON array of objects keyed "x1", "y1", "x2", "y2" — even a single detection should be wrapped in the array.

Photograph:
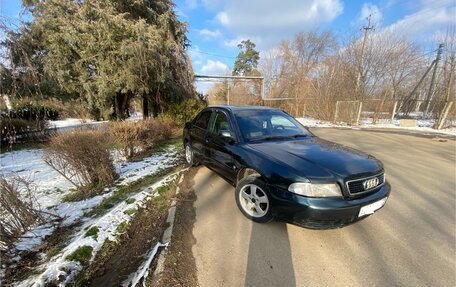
[
  {"x1": 84, "y1": 226, "x2": 99, "y2": 239},
  {"x1": 61, "y1": 189, "x2": 82, "y2": 202},
  {"x1": 66, "y1": 246, "x2": 93, "y2": 266},
  {"x1": 125, "y1": 198, "x2": 135, "y2": 204},
  {"x1": 86, "y1": 166, "x2": 179, "y2": 217},
  {"x1": 151, "y1": 138, "x2": 183, "y2": 154},
  {"x1": 123, "y1": 208, "x2": 136, "y2": 216},
  {"x1": 116, "y1": 221, "x2": 129, "y2": 233}
]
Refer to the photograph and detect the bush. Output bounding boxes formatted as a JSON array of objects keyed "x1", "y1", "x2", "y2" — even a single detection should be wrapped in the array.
[
  {"x1": 109, "y1": 118, "x2": 176, "y2": 160},
  {"x1": 165, "y1": 98, "x2": 206, "y2": 127},
  {"x1": 1, "y1": 116, "x2": 51, "y2": 147},
  {"x1": 43, "y1": 129, "x2": 117, "y2": 196},
  {"x1": 0, "y1": 175, "x2": 45, "y2": 250},
  {"x1": 9, "y1": 102, "x2": 60, "y2": 121}
]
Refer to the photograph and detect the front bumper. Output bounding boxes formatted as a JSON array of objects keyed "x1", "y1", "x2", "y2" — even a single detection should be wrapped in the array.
[{"x1": 270, "y1": 182, "x2": 391, "y2": 229}]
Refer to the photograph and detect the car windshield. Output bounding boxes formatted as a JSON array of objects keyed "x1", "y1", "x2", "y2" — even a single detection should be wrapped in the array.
[{"x1": 234, "y1": 109, "x2": 312, "y2": 142}]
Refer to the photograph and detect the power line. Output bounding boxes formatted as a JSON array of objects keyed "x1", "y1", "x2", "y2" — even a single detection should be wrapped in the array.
[{"x1": 187, "y1": 48, "x2": 237, "y2": 59}]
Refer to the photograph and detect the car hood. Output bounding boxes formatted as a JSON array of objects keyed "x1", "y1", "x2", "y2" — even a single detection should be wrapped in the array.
[{"x1": 247, "y1": 137, "x2": 382, "y2": 180}]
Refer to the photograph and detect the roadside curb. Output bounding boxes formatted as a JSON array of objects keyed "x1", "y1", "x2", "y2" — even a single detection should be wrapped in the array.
[{"x1": 152, "y1": 171, "x2": 186, "y2": 279}]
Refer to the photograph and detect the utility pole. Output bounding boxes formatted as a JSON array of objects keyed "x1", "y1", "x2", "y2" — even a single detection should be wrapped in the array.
[
  {"x1": 423, "y1": 43, "x2": 444, "y2": 118},
  {"x1": 355, "y1": 15, "x2": 374, "y2": 98}
]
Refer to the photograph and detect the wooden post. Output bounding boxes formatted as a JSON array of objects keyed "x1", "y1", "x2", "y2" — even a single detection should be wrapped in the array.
[
  {"x1": 436, "y1": 101, "x2": 454, "y2": 130},
  {"x1": 295, "y1": 97, "x2": 299, "y2": 117},
  {"x1": 356, "y1": 102, "x2": 363, "y2": 125},
  {"x1": 391, "y1": 101, "x2": 398, "y2": 123},
  {"x1": 334, "y1": 101, "x2": 340, "y2": 123},
  {"x1": 227, "y1": 84, "x2": 230, "y2": 105}
]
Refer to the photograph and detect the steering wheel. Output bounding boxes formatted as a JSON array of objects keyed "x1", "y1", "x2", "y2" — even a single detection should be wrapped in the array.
[{"x1": 273, "y1": 125, "x2": 285, "y2": 130}]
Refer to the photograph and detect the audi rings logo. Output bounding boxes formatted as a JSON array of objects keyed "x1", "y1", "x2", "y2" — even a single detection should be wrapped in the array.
[{"x1": 363, "y1": 177, "x2": 379, "y2": 190}]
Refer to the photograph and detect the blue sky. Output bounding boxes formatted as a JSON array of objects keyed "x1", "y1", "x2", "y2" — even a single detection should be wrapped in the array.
[{"x1": 1, "y1": 0, "x2": 455, "y2": 92}]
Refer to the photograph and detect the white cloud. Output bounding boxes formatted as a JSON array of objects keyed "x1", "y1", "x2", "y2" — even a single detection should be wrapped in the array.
[
  {"x1": 201, "y1": 59, "x2": 229, "y2": 75},
  {"x1": 216, "y1": 0, "x2": 342, "y2": 34},
  {"x1": 378, "y1": 4, "x2": 455, "y2": 40},
  {"x1": 216, "y1": 12, "x2": 230, "y2": 26},
  {"x1": 358, "y1": 3, "x2": 383, "y2": 26},
  {"x1": 199, "y1": 29, "x2": 222, "y2": 39}
]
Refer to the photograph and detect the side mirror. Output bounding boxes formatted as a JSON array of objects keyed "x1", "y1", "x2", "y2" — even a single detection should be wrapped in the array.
[{"x1": 219, "y1": 130, "x2": 235, "y2": 144}]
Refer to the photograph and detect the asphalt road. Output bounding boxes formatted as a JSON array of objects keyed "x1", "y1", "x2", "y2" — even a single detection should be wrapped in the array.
[{"x1": 191, "y1": 128, "x2": 456, "y2": 287}]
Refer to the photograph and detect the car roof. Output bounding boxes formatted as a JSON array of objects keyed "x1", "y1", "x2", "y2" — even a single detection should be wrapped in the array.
[{"x1": 207, "y1": 105, "x2": 277, "y2": 112}]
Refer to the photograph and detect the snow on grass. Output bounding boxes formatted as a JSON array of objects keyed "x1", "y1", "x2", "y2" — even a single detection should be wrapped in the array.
[
  {"x1": 14, "y1": 171, "x2": 182, "y2": 287},
  {"x1": 0, "y1": 145, "x2": 182, "y2": 211},
  {"x1": 0, "y1": 149, "x2": 75, "y2": 209},
  {"x1": 115, "y1": 146, "x2": 182, "y2": 186},
  {"x1": 297, "y1": 117, "x2": 456, "y2": 136},
  {"x1": 1, "y1": 144, "x2": 183, "y2": 283}
]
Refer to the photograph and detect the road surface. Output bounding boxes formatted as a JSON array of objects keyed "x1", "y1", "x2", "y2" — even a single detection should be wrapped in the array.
[{"x1": 191, "y1": 128, "x2": 455, "y2": 287}]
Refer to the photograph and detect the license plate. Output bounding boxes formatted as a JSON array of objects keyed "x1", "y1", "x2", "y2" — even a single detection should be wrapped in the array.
[{"x1": 358, "y1": 197, "x2": 388, "y2": 217}]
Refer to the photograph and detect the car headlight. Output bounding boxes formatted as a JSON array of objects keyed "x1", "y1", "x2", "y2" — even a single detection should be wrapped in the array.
[{"x1": 288, "y1": 182, "x2": 342, "y2": 197}]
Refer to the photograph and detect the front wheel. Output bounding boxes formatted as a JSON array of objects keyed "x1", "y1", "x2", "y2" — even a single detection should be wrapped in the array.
[
  {"x1": 235, "y1": 177, "x2": 273, "y2": 223},
  {"x1": 185, "y1": 143, "x2": 199, "y2": 166}
]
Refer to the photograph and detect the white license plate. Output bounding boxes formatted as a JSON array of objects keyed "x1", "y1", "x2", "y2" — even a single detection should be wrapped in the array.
[{"x1": 358, "y1": 197, "x2": 388, "y2": 217}]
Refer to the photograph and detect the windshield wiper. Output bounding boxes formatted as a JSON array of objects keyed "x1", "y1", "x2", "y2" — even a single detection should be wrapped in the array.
[
  {"x1": 289, "y1": 134, "x2": 308, "y2": 138},
  {"x1": 254, "y1": 134, "x2": 308, "y2": 142}
]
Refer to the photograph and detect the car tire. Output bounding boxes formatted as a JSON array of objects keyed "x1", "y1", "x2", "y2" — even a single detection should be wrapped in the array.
[
  {"x1": 235, "y1": 176, "x2": 273, "y2": 223},
  {"x1": 185, "y1": 142, "x2": 199, "y2": 166}
]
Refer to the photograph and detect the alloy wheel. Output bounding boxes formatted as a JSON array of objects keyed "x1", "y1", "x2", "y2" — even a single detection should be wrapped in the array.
[{"x1": 238, "y1": 184, "x2": 269, "y2": 218}]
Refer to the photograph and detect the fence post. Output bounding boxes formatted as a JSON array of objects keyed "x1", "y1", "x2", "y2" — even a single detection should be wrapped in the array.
[
  {"x1": 391, "y1": 101, "x2": 398, "y2": 123},
  {"x1": 436, "y1": 101, "x2": 454, "y2": 130},
  {"x1": 334, "y1": 101, "x2": 339, "y2": 123},
  {"x1": 227, "y1": 84, "x2": 230, "y2": 105},
  {"x1": 356, "y1": 102, "x2": 363, "y2": 125}
]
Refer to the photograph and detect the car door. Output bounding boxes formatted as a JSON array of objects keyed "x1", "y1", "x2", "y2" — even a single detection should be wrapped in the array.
[
  {"x1": 189, "y1": 109, "x2": 213, "y2": 162},
  {"x1": 205, "y1": 110, "x2": 237, "y2": 182}
]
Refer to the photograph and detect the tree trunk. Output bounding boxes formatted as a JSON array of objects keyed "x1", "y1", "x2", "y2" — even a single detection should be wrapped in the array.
[
  {"x1": 152, "y1": 101, "x2": 160, "y2": 118},
  {"x1": 114, "y1": 92, "x2": 131, "y2": 120},
  {"x1": 142, "y1": 95, "x2": 149, "y2": 120}
]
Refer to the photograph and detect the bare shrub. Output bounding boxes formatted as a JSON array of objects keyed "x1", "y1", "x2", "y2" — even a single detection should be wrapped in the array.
[
  {"x1": 0, "y1": 175, "x2": 44, "y2": 250},
  {"x1": 109, "y1": 121, "x2": 144, "y2": 159},
  {"x1": 43, "y1": 129, "x2": 117, "y2": 195},
  {"x1": 109, "y1": 118, "x2": 176, "y2": 160},
  {"x1": 148, "y1": 117, "x2": 175, "y2": 140}
]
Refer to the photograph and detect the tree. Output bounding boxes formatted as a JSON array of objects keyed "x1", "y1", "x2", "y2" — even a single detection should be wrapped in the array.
[
  {"x1": 233, "y1": 40, "x2": 260, "y2": 76},
  {"x1": 13, "y1": 0, "x2": 195, "y2": 120}
]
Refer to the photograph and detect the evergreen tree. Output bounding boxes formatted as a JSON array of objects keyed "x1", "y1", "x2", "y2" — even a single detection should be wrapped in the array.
[
  {"x1": 232, "y1": 40, "x2": 260, "y2": 76},
  {"x1": 18, "y1": 0, "x2": 195, "y2": 120}
]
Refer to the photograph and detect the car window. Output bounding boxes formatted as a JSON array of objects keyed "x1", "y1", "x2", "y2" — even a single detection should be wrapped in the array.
[
  {"x1": 194, "y1": 111, "x2": 212, "y2": 130},
  {"x1": 271, "y1": 115, "x2": 295, "y2": 128},
  {"x1": 235, "y1": 109, "x2": 311, "y2": 141},
  {"x1": 210, "y1": 112, "x2": 231, "y2": 135}
]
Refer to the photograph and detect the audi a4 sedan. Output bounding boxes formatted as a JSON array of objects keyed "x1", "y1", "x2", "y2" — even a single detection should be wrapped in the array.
[{"x1": 183, "y1": 106, "x2": 390, "y2": 229}]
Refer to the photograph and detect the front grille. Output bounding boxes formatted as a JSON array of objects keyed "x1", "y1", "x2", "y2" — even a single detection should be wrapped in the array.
[{"x1": 346, "y1": 173, "x2": 384, "y2": 195}]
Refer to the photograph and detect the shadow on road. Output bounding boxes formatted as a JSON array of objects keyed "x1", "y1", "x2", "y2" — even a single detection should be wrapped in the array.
[{"x1": 244, "y1": 221, "x2": 296, "y2": 287}]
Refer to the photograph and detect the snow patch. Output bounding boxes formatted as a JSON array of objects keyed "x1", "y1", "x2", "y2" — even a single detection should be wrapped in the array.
[{"x1": 297, "y1": 117, "x2": 456, "y2": 136}]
